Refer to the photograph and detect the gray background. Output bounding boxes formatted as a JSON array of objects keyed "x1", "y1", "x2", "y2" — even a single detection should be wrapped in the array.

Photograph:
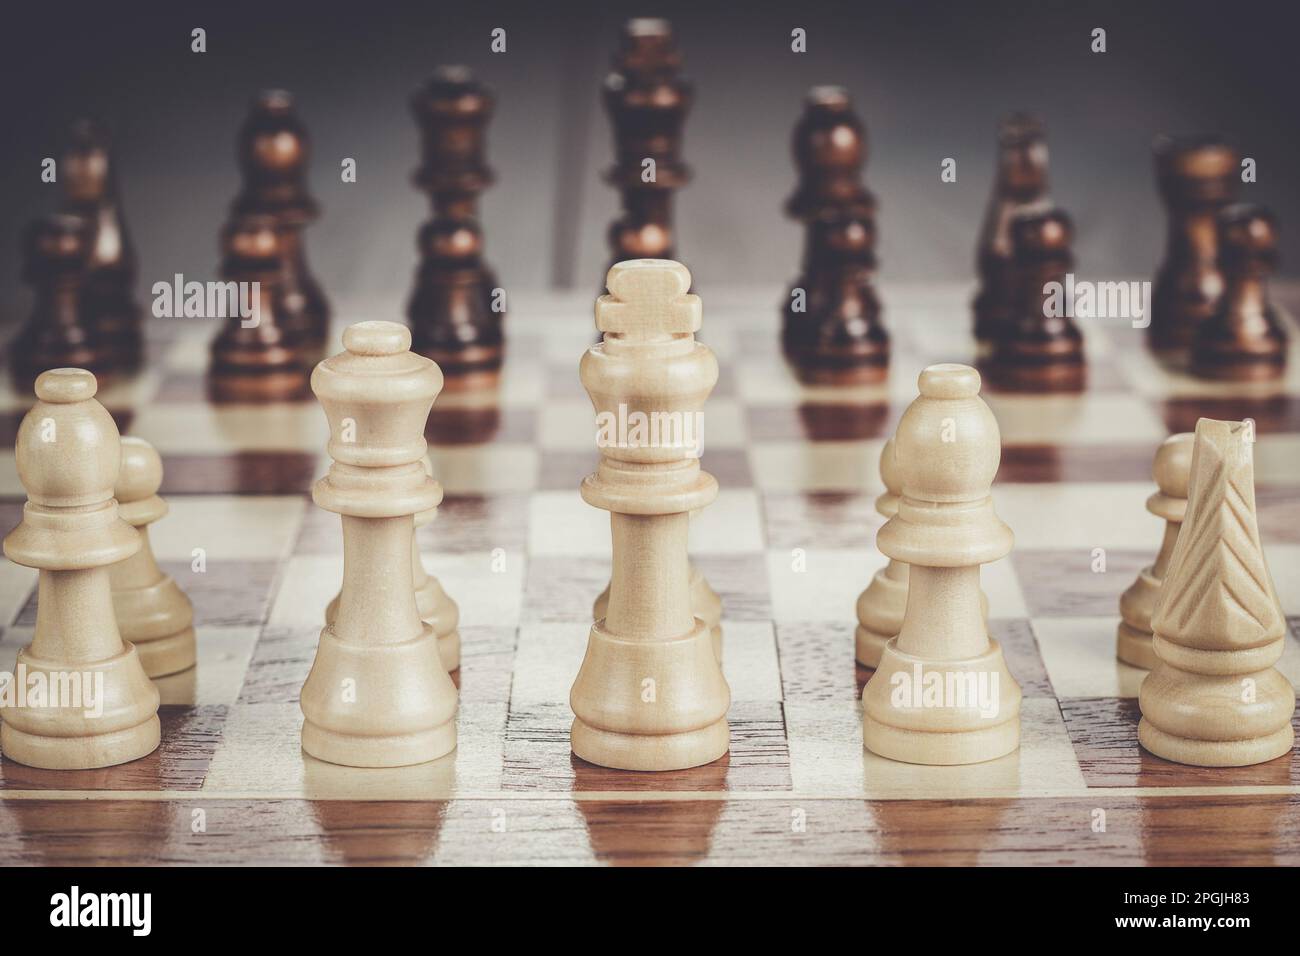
[{"x1": 1, "y1": 0, "x2": 1298, "y2": 323}]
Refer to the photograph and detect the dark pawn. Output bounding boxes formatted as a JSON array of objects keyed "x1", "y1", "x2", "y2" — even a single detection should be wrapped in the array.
[
  {"x1": 231, "y1": 91, "x2": 329, "y2": 347},
  {"x1": 1149, "y1": 134, "x2": 1239, "y2": 353},
  {"x1": 603, "y1": 18, "x2": 692, "y2": 273},
  {"x1": 1191, "y1": 204, "x2": 1287, "y2": 381},
  {"x1": 784, "y1": 86, "x2": 873, "y2": 222},
  {"x1": 987, "y1": 208, "x2": 1085, "y2": 392},
  {"x1": 208, "y1": 214, "x2": 312, "y2": 402},
  {"x1": 782, "y1": 211, "x2": 887, "y2": 384},
  {"x1": 10, "y1": 214, "x2": 109, "y2": 387},
  {"x1": 781, "y1": 87, "x2": 886, "y2": 384},
  {"x1": 973, "y1": 114, "x2": 1049, "y2": 347},
  {"x1": 60, "y1": 118, "x2": 143, "y2": 370},
  {"x1": 407, "y1": 66, "x2": 503, "y2": 388}
]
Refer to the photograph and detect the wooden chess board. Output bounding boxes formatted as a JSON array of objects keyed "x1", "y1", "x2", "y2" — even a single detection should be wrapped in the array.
[{"x1": 0, "y1": 282, "x2": 1298, "y2": 866}]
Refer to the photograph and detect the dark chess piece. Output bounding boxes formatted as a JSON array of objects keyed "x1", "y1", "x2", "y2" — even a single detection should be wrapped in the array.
[
  {"x1": 986, "y1": 207, "x2": 1085, "y2": 391},
  {"x1": 1149, "y1": 134, "x2": 1239, "y2": 353},
  {"x1": 231, "y1": 90, "x2": 329, "y2": 349},
  {"x1": 782, "y1": 211, "x2": 887, "y2": 384},
  {"x1": 406, "y1": 66, "x2": 504, "y2": 389},
  {"x1": 602, "y1": 18, "x2": 692, "y2": 273},
  {"x1": 60, "y1": 118, "x2": 143, "y2": 370},
  {"x1": 784, "y1": 86, "x2": 873, "y2": 222},
  {"x1": 207, "y1": 213, "x2": 313, "y2": 402},
  {"x1": 9, "y1": 213, "x2": 112, "y2": 386},
  {"x1": 781, "y1": 87, "x2": 887, "y2": 384},
  {"x1": 973, "y1": 114, "x2": 1050, "y2": 348},
  {"x1": 1191, "y1": 204, "x2": 1287, "y2": 381}
]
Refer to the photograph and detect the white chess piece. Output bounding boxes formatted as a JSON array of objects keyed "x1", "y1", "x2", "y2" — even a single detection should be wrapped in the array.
[
  {"x1": 1117, "y1": 432, "x2": 1193, "y2": 669},
  {"x1": 1139, "y1": 418, "x2": 1295, "y2": 766},
  {"x1": 300, "y1": 322, "x2": 457, "y2": 767},
  {"x1": 326, "y1": 454, "x2": 460, "y2": 671},
  {"x1": 861, "y1": 364, "x2": 1021, "y2": 765},
  {"x1": 110, "y1": 437, "x2": 197, "y2": 678},
  {"x1": 570, "y1": 260, "x2": 730, "y2": 771},
  {"x1": 2, "y1": 369, "x2": 160, "y2": 769}
]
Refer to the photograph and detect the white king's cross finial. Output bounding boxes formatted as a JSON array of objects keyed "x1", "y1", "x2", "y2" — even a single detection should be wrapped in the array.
[{"x1": 595, "y1": 259, "x2": 701, "y2": 337}]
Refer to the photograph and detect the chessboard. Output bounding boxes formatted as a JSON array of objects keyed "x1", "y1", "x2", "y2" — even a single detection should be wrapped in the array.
[{"x1": 0, "y1": 281, "x2": 1298, "y2": 867}]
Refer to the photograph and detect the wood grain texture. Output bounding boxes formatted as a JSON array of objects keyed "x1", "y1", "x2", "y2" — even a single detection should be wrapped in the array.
[
  {"x1": 1, "y1": 794, "x2": 1297, "y2": 866},
  {"x1": 1061, "y1": 697, "x2": 1300, "y2": 787}
]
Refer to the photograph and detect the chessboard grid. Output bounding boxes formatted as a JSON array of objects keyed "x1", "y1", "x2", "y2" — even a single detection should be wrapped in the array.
[{"x1": 1, "y1": 285, "x2": 1299, "y2": 863}]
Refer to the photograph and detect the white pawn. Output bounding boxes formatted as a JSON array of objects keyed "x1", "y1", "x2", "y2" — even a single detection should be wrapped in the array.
[
  {"x1": 861, "y1": 364, "x2": 1021, "y2": 765},
  {"x1": 2, "y1": 369, "x2": 160, "y2": 769},
  {"x1": 110, "y1": 437, "x2": 197, "y2": 678},
  {"x1": 1116, "y1": 433, "x2": 1193, "y2": 669},
  {"x1": 855, "y1": 438, "x2": 907, "y2": 667},
  {"x1": 856, "y1": 438, "x2": 990, "y2": 668}
]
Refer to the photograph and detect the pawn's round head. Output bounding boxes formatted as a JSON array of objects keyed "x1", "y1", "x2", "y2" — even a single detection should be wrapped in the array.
[
  {"x1": 895, "y1": 364, "x2": 1001, "y2": 503},
  {"x1": 795, "y1": 87, "x2": 866, "y2": 173},
  {"x1": 36, "y1": 367, "x2": 97, "y2": 404},
  {"x1": 18, "y1": 369, "x2": 121, "y2": 508},
  {"x1": 241, "y1": 90, "x2": 308, "y2": 176},
  {"x1": 117, "y1": 437, "x2": 163, "y2": 504},
  {"x1": 1154, "y1": 432, "x2": 1195, "y2": 498}
]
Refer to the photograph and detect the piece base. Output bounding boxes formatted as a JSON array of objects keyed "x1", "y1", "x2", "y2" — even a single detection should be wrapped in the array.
[
  {"x1": 982, "y1": 357, "x2": 1086, "y2": 393},
  {"x1": 787, "y1": 358, "x2": 890, "y2": 387},
  {"x1": 135, "y1": 627, "x2": 198, "y2": 679},
  {"x1": 854, "y1": 624, "x2": 891, "y2": 669},
  {"x1": 571, "y1": 716, "x2": 729, "y2": 772},
  {"x1": 1189, "y1": 355, "x2": 1286, "y2": 382},
  {"x1": 301, "y1": 718, "x2": 457, "y2": 768},
  {"x1": 206, "y1": 368, "x2": 312, "y2": 403},
  {"x1": 862, "y1": 637, "x2": 1022, "y2": 765},
  {"x1": 1, "y1": 716, "x2": 160, "y2": 770},
  {"x1": 1116, "y1": 622, "x2": 1156, "y2": 670},
  {"x1": 1138, "y1": 718, "x2": 1294, "y2": 768},
  {"x1": 863, "y1": 716, "x2": 1020, "y2": 766}
]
